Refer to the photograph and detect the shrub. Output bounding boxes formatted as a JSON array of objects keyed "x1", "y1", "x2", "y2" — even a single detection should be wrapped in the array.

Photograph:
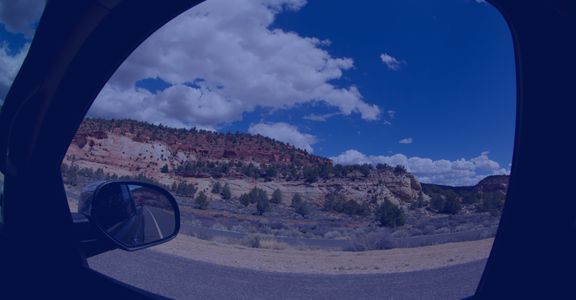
[
  {"x1": 442, "y1": 196, "x2": 462, "y2": 214},
  {"x1": 478, "y1": 193, "x2": 505, "y2": 213},
  {"x1": 242, "y1": 235, "x2": 287, "y2": 250},
  {"x1": 172, "y1": 181, "x2": 197, "y2": 197},
  {"x1": 295, "y1": 202, "x2": 310, "y2": 217},
  {"x1": 303, "y1": 167, "x2": 319, "y2": 183},
  {"x1": 323, "y1": 192, "x2": 346, "y2": 212},
  {"x1": 376, "y1": 200, "x2": 405, "y2": 228},
  {"x1": 324, "y1": 192, "x2": 367, "y2": 216},
  {"x1": 236, "y1": 187, "x2": 271, "y2": 214},
  {"x1": 194, "y1": 191, "x2": 209, "y2": 210},
  {"x1": 160, "y1": 164, "x2": 169, "y2": 173},
  {"x1": 211, "y1": 181, "x2": 222, "y2": 194},
  {"x1": 345, "y1": 230, "x2": 396, "y2": 251},
  {"x1": 430, "y1": 195, "x2": 446, "y2": 212},
  {"x1": 264, "y1": 165, "x2": 277, "y2": 180},
  {"x1": 222, "y1": 183, "x2": 232, "y2": 200},
  {"x1": 248, "y1": 187, "x2": 268, "y2": 204},
  {"x1": 239, "y1": 193, "x2": 251, "y2": 207},
  {"x1": 431, "y1": 195, "x2": 461, "y2": 215},
  {"x1": 256, "y1": 196, "x2": 271, "y2": 215},
  {"x1": 291, "y1": 193, "x2": 303, "y2": 208},
  {"x1": 342, "y1": 200, "x2": 368, "y2": 216},
  {"x1": 242, "y1": 234, "x2": 263, "y2": 248},
  {"x1": 291, "y1": 193, "x2": 310, "y2": 217},
  {"x1": 271, "y1": 188, "x2": 282, "y2": 204},
  {"x1": 393, "y1": 165, "x2": 407, "y2": 174}
]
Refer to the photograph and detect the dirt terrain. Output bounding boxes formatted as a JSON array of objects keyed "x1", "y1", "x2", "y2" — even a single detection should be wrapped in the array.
[{"x1": 152, "y1": 234, "x2": 494, "y2": 274}]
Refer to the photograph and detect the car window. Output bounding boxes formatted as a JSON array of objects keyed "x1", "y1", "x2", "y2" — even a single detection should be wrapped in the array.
[
  {"x1": 68, "y1": 1, "x2": 514, "y2": 298},
  {"x1": 2, "y1": 0, "x2": 515, "y2": 299}
]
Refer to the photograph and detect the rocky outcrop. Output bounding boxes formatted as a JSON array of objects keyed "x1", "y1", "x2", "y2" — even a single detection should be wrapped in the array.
[
  {"x1": 474, "y1": 175, "x2": 509, "y2": 195},
  {"x1": 64, "y1": 118, "x2": 426, "y2": 207}
]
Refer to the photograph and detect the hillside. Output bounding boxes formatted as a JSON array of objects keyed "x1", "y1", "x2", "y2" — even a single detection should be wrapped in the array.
[
  {"x1": 64, "y1": 118, "x2": 425, "y2": 208},
  {"x1": 422, "y1": 175, "x2": 508, "y2": 214},
  {"x1": 62, "y1": 118, "x2": 507, "y2": 245}
]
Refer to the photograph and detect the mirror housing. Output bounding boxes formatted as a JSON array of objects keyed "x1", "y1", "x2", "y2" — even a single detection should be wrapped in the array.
[{"x1": 79, "y1": 181, "x2": 180, "y2": 251}]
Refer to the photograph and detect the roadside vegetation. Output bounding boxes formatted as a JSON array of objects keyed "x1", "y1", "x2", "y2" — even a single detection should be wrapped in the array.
[{"x1": 61, "y1": 160, "x2": 505, "y2": 252}]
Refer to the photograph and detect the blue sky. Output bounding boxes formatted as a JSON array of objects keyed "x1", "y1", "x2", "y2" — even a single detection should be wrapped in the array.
[{"x1": 0, "y1": 0, "x2": 515, "y2": 186}]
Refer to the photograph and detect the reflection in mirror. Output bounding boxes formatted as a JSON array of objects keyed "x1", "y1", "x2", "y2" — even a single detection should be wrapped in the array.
[
  {"x1": 128, "y1": 185, "x2": 176, "y2": 242},
  {"x1": 93, "y1": 183, "x2": 176, "y2": 248}
]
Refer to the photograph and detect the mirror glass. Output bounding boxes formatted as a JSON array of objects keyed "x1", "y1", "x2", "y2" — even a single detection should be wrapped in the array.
[{"x1": 92, "y1": 183, "x2": 177, "y2": 248}]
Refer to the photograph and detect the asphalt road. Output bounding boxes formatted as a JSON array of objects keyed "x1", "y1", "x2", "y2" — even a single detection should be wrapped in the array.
[{"x1": 89, "y1": 249, "x2": 484, "y2": 299}]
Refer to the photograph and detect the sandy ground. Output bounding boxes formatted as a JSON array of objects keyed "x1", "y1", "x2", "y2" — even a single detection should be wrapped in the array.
[
  {"x1": 68, "y1": 199, "x2": 493, "y2": 275},
  {"x1": 152, "y1": 234, "x2": 494, "y2": 275}
]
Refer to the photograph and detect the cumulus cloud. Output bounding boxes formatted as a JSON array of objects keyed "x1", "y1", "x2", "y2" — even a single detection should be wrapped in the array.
[
  {"x1": 0, "y1": 0, "x2": 45, "y2": 37},
  {"x1": 380, "y1": 53, "x2": 405, "y2": 71},
  {"x1": 0, "y1": 43, "x2": 30, "y2": 102},
  {"x1": 248, "y1": 122, "x2": 316, "y2": 153},
  {"x1": 90, "y1": 0, "x2": 380, "y2": 128},
  {"x1": 330, "y1": 149, "x2": 509, "y2": 186},
  {"x1": 399, "y1": 138, "x2": 413, "y2": 144}
]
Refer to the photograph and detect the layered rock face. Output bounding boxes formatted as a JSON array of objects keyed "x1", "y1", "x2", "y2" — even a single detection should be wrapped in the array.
[{"x1": 64, "y1": 118, "x2": 425, "y2": 207}]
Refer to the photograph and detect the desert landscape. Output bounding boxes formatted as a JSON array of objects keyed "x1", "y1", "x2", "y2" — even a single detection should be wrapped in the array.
[{"x1": 63, "y1": 118, "x2": 507, "y2": 272}]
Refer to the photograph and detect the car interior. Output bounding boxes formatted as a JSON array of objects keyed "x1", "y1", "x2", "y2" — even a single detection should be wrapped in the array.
[{"x1": 0, "y1": 0, "x2": 575, "y2": 299}]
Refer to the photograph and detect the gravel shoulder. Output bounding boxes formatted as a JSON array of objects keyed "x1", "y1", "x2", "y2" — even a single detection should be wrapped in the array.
[{"x1": 152, "y1": 234, "x2": 494, "y2": 274}]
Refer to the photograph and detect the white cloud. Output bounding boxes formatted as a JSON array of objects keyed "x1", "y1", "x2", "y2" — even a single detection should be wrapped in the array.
[
  {"x1": 90, "y1": 0, "x2": 381, "y2": 128},
  {"x1": 330, "y1": 149, "x2": 509, "y2": 186},
  {"x1": 303, "y1": 112, "x2": 340, "y2": 122},
  {"x1": 380, "y1": 53, "x2": 405, "y2": 71},
  {"x1": 399, "y1": 138, "x2": 413, "y2": 144},
  {"x1": 0, "y1": 43, "x2": 30, "y2": 102},
  {"x1": 0, "y1": 0, "x2": 45, "y2": 37},
  {"x1": 0, "y1": 1, "x2": 43, "y2": 101},
  {"x1": 248, "y1": 122, "x2": 316, "y2": 153}
]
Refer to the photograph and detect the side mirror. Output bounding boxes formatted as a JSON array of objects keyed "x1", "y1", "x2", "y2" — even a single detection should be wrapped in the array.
[{"x1": 79, "y1": 181, "x2": 180, "y2": 251}]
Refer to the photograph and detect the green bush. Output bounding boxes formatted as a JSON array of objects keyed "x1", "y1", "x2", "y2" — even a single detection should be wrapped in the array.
[
  {"x1": 323, "y1": 192, "x2": 367, "y2": 216},
  {"x1": 194, "y1": 191, "x2": 209, "y2": 210},
  {"x1": 256, "y1": 195, "x2": 271, "y2": 215},
  {"x1": 442, "y1": 196, "x2": 462, "y2": 214},
  {"x1": 376, "y1": 200, "x2": 405, "y2": 228},
  {"x1": 171, "y1": 181, "x2": 197, "y2": 197},
  {"x1": 291, "y1": 193, "x2": 304, "y2": 208},
  {"x1": 323, "y1": 192, "x2": 346, "y2": 212},
  {"x1": 303, "y1": 167, "x2": 319, "y2": 183},
  {"x1": 430, "y1": 195, "x2": 461, "y2": 215},
  {"x1": 478, "y1": 193, "x2": 505, "y2": 213},
  {"x1": 222, "y1": 183, "x2": 232, "y2": 200},
  {"x1": 342, "y1": 200, "x2": 368, "y2": 216},
  {"x1": 271, "y1": 188, "x2": 282, "y2": 204},
  {"x1": 239, "y1": 193, "x2": 251, "y2": 207},
  {"x1": 294, "y1": 201, "x2": 310, "y2": 217},
  {"x1": 291, "y1": 193, "x2": 309, "y2": 217},
  {"x1": 393, "y1": 165, "x2": 407, "y2": 174},
  {"x1": 211, "y1": 181, "x2": 222, "y2": 194},
  {"x1": 248, "y1": 187, "x2": 268, "y2": 204},
  {"x1": 430, "y1": 195, "x2": 445, "y2": 211}
]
